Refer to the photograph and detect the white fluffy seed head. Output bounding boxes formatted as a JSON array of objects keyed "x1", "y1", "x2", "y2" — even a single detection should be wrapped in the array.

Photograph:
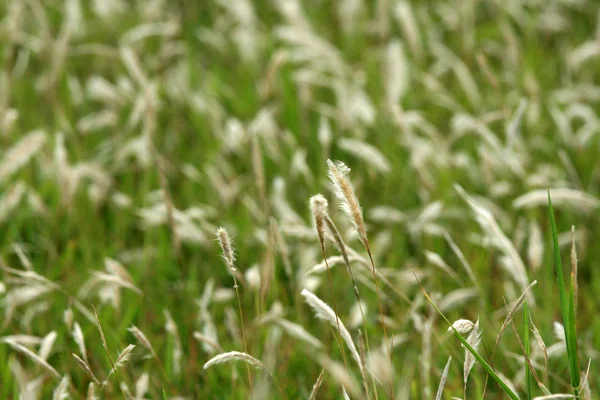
[
  {"x1": 326, "y1": 160, "x2": 366, "y2": 242},
  {"x1": 448, "y1": 319, "x2": 475, "y2": 335},
  {"x1": 310, "y1": 194, "x2": 329, "y2": 245},
  {"x1": 217, "y1": 227, "x2": 236, "y2": 272},
  {"x1": 203, "y1": 351, "x2": 264, "y2": 370},
  {"x1": 301, "y1": 289, "x2": 365, "y2": 378}
]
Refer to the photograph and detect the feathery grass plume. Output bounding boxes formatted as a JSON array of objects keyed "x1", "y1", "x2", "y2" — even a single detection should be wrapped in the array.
[
  {"x1": 528, "y1": 221, "x2": 544, "y2": 271},
  {"x1": 548, "y1": 193, "x2": 581, "y2": 398},
  {"x1": 301, "y1": 289, "x2": 366, "y2": 383},
  {"x1": 497, "y1": 281, "x2": 538, "y2": 343},
  {"x1": 87, "y1": 382, "x2": 97, "y2": 400},
  {"x1": 0, "y1": 131, "x2": 46, "y2": 183},
  {"x1": 73, "y1": 322, "x2": 88, "y2": 363},
  {"x1": 203, "y1": 351, "x2": 265, "y2": 370},
  {"x1": 135, "y1": 373, "x2": 150, "y2": 399},
  {"x1": 0, "y1": 182, "x2": 27, "y2": 224},
  {"x1": 308, "y1": 369, "x2": 325, "y2": 400},
  {"x1": 435, "y1": 356, "x2": 452, "y2": 400},
  {"x1": 52, "y1": 375, "x2": 70, "y2": 400},
  {"x1": 128, "y1": 326, "x2": 158, "y2": 359},
  {"x1": 530, "y1": 317, "x2": 549, "y2": 383},
  {"x1": 570, "y1": 226, "x2": 578, "y2": 313},
  {"x1": 324, "y1": 217, "x2": 377, "y2": 392},
  {"x1": 416, "y1": 278, "x2": 520, "y2": 400},
  {"x1": 216, "y1": 227, "x2": 252, "y2": 389},
  {"x1": 310, "y1": 195, "x2": 328, "y2": 248},
  {"x1": 309, "y1": 194, "x2": 348, "y2": 370},
  {"x1": 337, "y1": 139, "x2": 391, "y2": 173},
  {"x1": 326, "y1": 159, "x2": 390, "y2": 388},
  {"x1": 5, "y1": 339, "x2": 60, "y2": 378},
  {"x1": 463, "y1": 318, "x2": 481, "y2": 395},
  {"x1": 514, "y1": 189, "x2": 600, "y2": 211},
  {"x1": 439, "y1": 288, "x2": 478, "y2": 312},
  {"x1": 342, "y1": 386, "x2": 351, "y2": 400},
  {"x1": 326, "y1": 160, "x2": 366, "y2": 242},
  {"x1": 456, "y1": 185, "x2": 531, "y2": 301},
  {"x1": 424, "y1": 251, "x2": 461, "y2": 284},
  {"x1": 103, "y1": 344, "x2": 135, "y2": 384},
  {"x1": 323, "y1": 212, "x2": 372, "y2": 353},
  {"x1": 39, "y1": 331, "x2": 57, "y2": 361},
  {"x1": 194, "y1": 331, "x2": 224, "y2": 353},
  {"x1": 317, "y1": 355, "x2": 361, "y2": 398},
  {"x1": 384, "y1": 39, "x2": 409, "y2": 108},
  {"x1": 72, "y1": 353, "x2": 100, "y2": 384},
  {"x1": 275, "y1": 318, "x2": 323, "y2": 349},
  {"x1": 444, "y1": 233, "x2": 480, "y2": 291},
  {"x1": 421, "y1": 317, "x2": 433, "y2": 399}
]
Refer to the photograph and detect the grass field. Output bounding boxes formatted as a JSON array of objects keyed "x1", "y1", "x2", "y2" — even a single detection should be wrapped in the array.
[{"x1": 1, "y1": 0, "x2": 599, "y2": 398}]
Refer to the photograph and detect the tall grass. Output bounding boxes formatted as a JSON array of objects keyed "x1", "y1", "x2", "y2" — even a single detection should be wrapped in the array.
[{"x1": 548, "y1": 192, "x2": 581, "y2": 398}]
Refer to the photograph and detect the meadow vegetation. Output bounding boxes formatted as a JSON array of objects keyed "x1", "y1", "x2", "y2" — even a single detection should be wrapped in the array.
[{"x1": 0, "y1": 0, "x2": 599, "y2": 398}]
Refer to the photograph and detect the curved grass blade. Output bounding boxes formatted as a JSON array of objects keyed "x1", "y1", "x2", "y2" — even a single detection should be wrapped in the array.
[
  {"x1": 416, "y1": 275, "x2": 520, "y2": 400},
  {"x1": 548, "y1": 191, "x2": 580, "y2": 397}
]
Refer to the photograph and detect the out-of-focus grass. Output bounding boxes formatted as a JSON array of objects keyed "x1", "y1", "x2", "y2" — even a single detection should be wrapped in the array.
[{"x1": 0, "y1": 0, "x2": 599, "y2": 398}]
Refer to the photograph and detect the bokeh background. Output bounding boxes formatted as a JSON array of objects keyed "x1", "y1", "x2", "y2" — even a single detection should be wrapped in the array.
[{"x1": 0, "y1": 0, "x2": 599, "y2": 398}]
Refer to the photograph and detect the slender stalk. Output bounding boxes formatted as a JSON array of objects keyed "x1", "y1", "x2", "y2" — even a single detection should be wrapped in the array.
[
  {"x1": 217, "y1": 228, "x2": 253, "y2": 390},
  {"x1": 363, "y1": 240, "x2": 394, "y2": 400},
  {"x1": 416, "y1": 276, "x2": 520, "y2": 400},
  {"x1": 92, "y1": 306, "x2": 126, "y2": 400},
  {"x1": 325, "y1": 214, "x2": 377, "y2": 399},
  {"x1": 310, "y1": 195, "x2": 349, "y2": 374}
]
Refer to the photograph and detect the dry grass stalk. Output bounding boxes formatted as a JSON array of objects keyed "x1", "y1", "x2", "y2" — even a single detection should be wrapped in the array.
[
  {"x1": 203, "y1": 351, "x2": 265, "y2": 370},
  {"x1": 6, "y1": 339, "x2": 60, "y2": 378},
  {"x1": 73, "y1": 322, "x2": 88, "y2": 363},
  {"x1": 128, "y1": 326, "x2": 158, "y2": 359},
  {"x1": 275, "y1": 318, "x2": 323, "y2": 349},
  {"x1": 530, "y1": 318, "x2": 549, "y2": 383},
  {"x1": 92, "y1": 305, "x2": 125, "y2": 399},
  {"x1": 308, "y1": 369, "x2": 325, "y2": 400},
  {"x1": 327, "y1": 159, "x2": 391, "y2": 396},
  {"x1": 435, "y1": 356, "x2": 452, "y2": 400},
  {"x1": 463, "y1": 318, "x2": 481, "y2": 396},
  {"x1": 0, "y1": 131, "x2": 46, "y2": 183},
  {"x1": 301, "y1": 289, "x2": 366, "y2": 382},
  {"x1": 217, "y1": 227, "x2": 253, "y2": 389},
  {"x1": 39, "y1": 331, "x2": 57, "y2": 361},
  {"x1": 194, "y1": 331, "x2": 224, "y2": 353},
  {"x1": 310, "y1": 194, "x2": 348, "y2": 371},
  {"x1": 52, "y1": 375, "x2": 70, "y2": 400},
  {"x1": 103, "y1": 344, "x2": 135, "y2": 385},
  {"x1": 72, "y1": 353, "x2": 100, "y2": 384},
  {"x1": 87, "y1": 383, "x2": 96, "y2": 400}
]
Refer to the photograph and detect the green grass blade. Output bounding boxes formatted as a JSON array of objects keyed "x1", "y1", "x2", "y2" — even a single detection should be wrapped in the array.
[
  {"x1": 417, "y1": 278, "x2": 520, "y2": 400},
  {"x1": 548, "y1": 191, "x2": 581, "y2": 394}
]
